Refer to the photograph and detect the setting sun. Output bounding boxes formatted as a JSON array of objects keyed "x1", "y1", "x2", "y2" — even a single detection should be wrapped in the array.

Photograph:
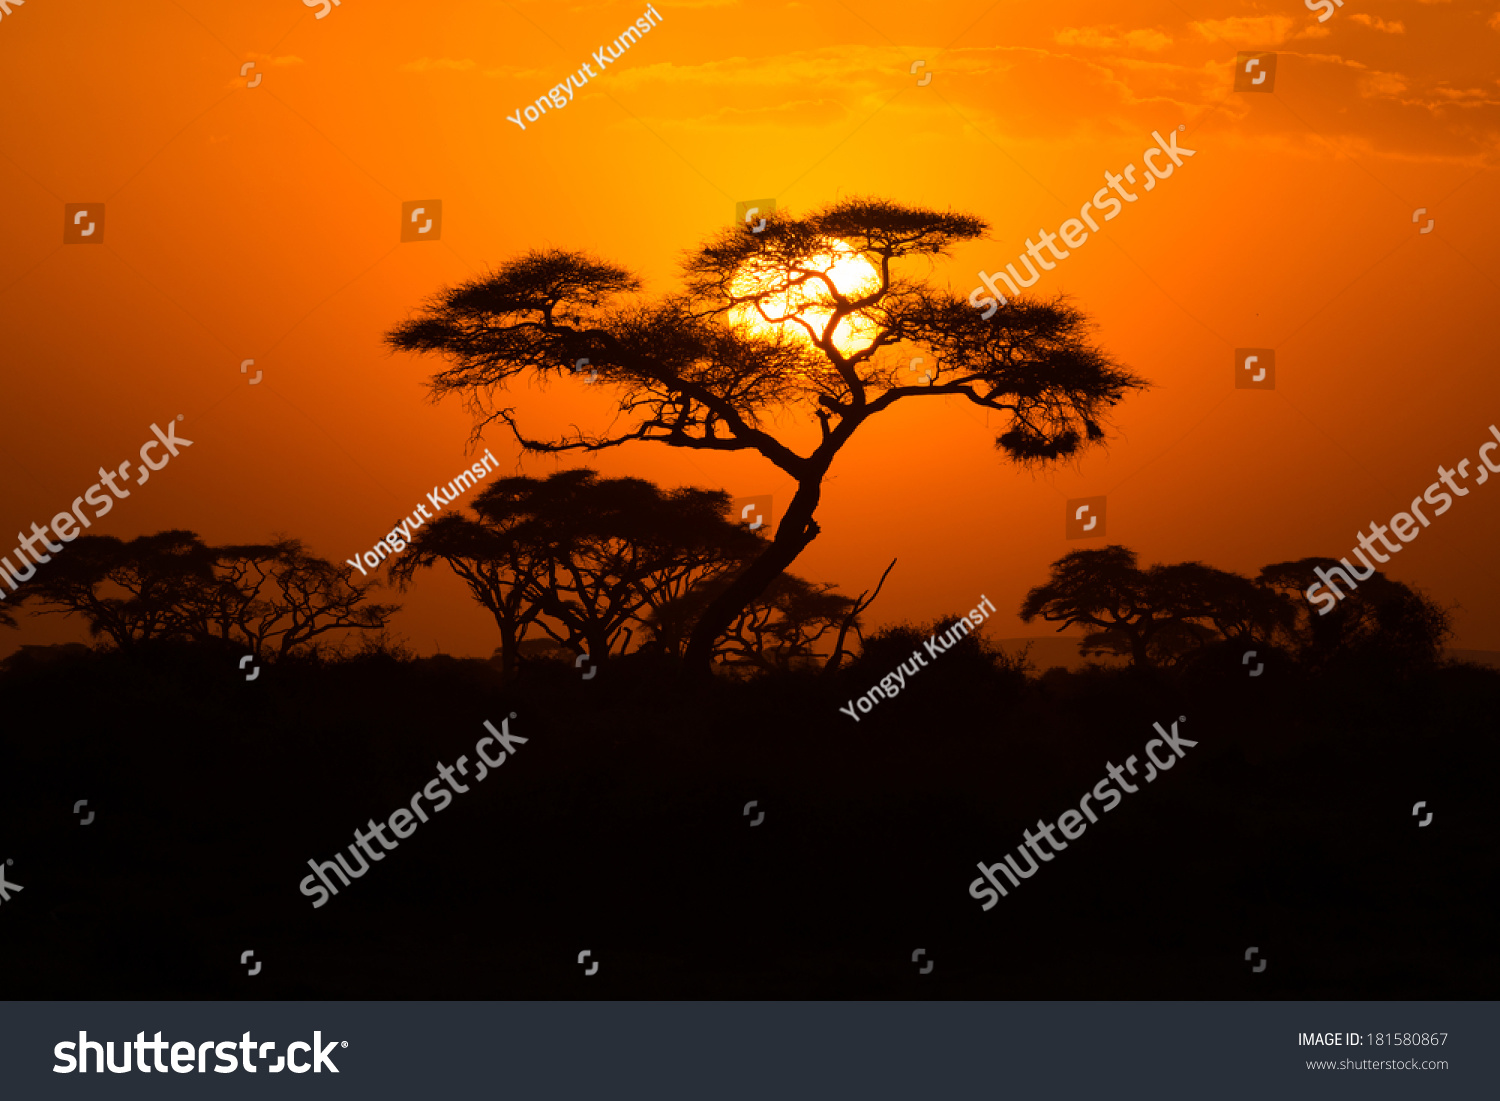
[{"x1": 727, "y1": 239, "x2": 881, "y2": 355}]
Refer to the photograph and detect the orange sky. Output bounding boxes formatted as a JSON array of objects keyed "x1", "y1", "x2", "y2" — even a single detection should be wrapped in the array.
[{"x1": 2, "y1": 0, "x2": 1499, "y2": 660}]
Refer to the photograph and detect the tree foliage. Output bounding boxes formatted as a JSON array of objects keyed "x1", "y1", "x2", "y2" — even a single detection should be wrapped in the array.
[
  {"x1": 645, "y1": 569, "x2": 859, "y2": 674},
  {"x1": 1021, "y1": 545, "x2": 1449, "y2": 673},
  {"x1": 1258, "y1": 557, "x2": 1452, "y2": 672},
  {"x1": 23, "y1": 531, "x2": 397, "y2": 657},
  {"x1": 390, "y1": 470, "x2": 767, "y2": 673}
]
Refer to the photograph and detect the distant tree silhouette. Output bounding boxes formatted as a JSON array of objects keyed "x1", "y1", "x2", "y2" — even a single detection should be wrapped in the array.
[
  {"x1": 26, "y1": 531, "x2": 217, "y2": 649},
  {"x1": 1156, "y1": 561, "x2": 1295, "y2": 645},
  {"x1": 645, "y1": 569, "x2": 858, "y2": 673},
  {"x1": 389, "y1": 511, "x2": 542, "y2": 678},
  {"x1": 1020, "y1": 546, "x2": 1293, "y2": 670},
  {"x1": 198, "y1": 538, "x2": 399, "y2": 658},
  {"x1": 391, "y1": 470, "x2": 762, "y2": 674},
  {"x1": 25, "y1": 531, "x2": 397, "y2": 656},
  {"x1": 386, "y1": 197, "x2": 1148, "y2": 680},
  {"x1": 1258, "y1": 557, "x2": 1451, "y2": 673},
  {"x1": 1022, "y1": 546, "x2": 1450, "y2": 674},
  {"x1": 1020, "y1": 546, "x2": 1156, "y2": 667}
]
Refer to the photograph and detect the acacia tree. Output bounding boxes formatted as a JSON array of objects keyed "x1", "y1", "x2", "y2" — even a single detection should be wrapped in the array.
[
  {"x1": 389, "y1": 511, "x2": 544, "y2": 677},
  {"x1": 646, "y1": 570, "x2": 858, "y2": 673},
  {"x1": 386, "y1": 198, "x2": 1147, "y2": 681},
  {"x1": 1258, "y1": 558, "x2": 1451, "y2": 672},
  {"x1": 26, "y1": 531, "x2": 217, "y2": 649},
  {"x1": 1021, "y1": 546, "x2": 1160, "y2": 667},
  {"x1": 202, "y1": 539, "x2": 399, "y2": 658},
  {"x1": 391, "y1": 470, "x2": 763, "y2": 673},
  {"x1": 1020, "y1": 547, "x2": 1293, "y2": 670},
  {"x1": 26, "y1": 531, "x2": 397, "y2": 656}
]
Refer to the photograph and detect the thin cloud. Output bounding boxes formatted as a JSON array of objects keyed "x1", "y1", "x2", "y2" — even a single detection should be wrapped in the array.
[
  {"x1": 1054, "y1": 26, "x2": 1173, "y2": 52},
  {"x1": 1350, "y1": 14, "x2": 1406, "y2": 33},
  {"x1": 400, "y1": 57, "x2": 479, "y2": 73},
  {"x1": 1190, "y1": 15, "x2": 1296, "y2": 46}
]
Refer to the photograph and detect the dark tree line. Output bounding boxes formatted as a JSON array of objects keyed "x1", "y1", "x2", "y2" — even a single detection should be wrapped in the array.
[
  {"x1": 7, "y1": 531, "x2": 397, "y2": 657},
  {"x1": 1020, "y1": 545, "x2": 1452, "y2": 674},
  {"x1": 2, "y1": 520, "x2": 1453, "y2": 682},
  {"x1": 0, "y1": 473, "x2": 869, "y2": 677}
]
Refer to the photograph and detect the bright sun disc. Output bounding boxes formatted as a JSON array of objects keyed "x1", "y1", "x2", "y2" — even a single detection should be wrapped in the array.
[{"x1": 727, "y1": 239, "x2": 880, "y2": 355}]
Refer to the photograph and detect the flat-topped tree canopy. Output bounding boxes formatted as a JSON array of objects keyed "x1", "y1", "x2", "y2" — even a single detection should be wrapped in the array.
[
  {"x1": 387, "y1": 197, "x2": 1145, "y2": 469},
  {"x1": 386, "y1": 196, "x2": 1150, "y2": 680},
  {"x1": 388, "y1": 469, "x2": 767, "y2": 675}
]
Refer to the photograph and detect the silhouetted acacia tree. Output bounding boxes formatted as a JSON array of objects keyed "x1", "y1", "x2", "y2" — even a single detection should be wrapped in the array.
[
  {"x1": 1021, "y1": 546, "x2": 1158, "y2": 667},
  {"x1": 386, "y1": 197, "x2": 1148, "y2": 681},
  {"x1": 26, "y1": 531, "x2": 397, "y2": 656},
  {"x1": 1156, "y1": 561, "x2": 1295, "y2": 644},
  {"x1": 198, "y1": 538, "x2": 399, "y2": 658},
  {"x1": 646, "y1": 570, "x2": 858, "y2": 673},
  {"x1": 390, "y1": 470, "x2": 763, "y2": 674},
  {"x1": 1022, "y1": 546, "x2": 1450, "y2": 674},
  {"x1": 1020, "y1": 546, "x2": 1293, "y2": 670},
  {"x1": 390, "y1": 509, "x2": 544, "y2": 677},
  {"x1": 27, "y1": 531, "x2": 216, "y2": 649},
  {"x1": 1258, "y1": 558, "x2": 1451, "y2": 673}
]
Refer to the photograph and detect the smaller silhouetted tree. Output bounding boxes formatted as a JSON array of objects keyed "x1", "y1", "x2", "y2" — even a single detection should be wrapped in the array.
[
  {"x1": 26, "y1": 531, "x2": 396, "y2": 657},
  {"x1": 1259, "y1": 557, "x2": 1451, "y2": 673},
  {"x1": 1020, "y1": 546, "x2": 1161, "y2": 667},
  {"x1": 392, "y1": 470, "x2": 763, "y2": 673},
  {"x1": 647, "y1": 570, "x2": 858, "y2": 673},
  {"x1": 1021, "y1": 547, "x2": 1295, "y2": 670},
  {"x1": 390, "y1": 511, "x2": 545, "y2": 678},
  {"x1": 27, "y1": 531, "x2": 217, "y2": 649},
  {"x1": 1023, "y1": 546, "x2": 1449, "y2": 674},
  {"x1": 212, "y1": 539, "x2": 399, "y2": 658}
]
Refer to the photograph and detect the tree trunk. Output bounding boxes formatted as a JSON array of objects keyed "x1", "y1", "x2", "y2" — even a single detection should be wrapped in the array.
[
  {"x1": 682, "y1": 478, "x2": 823, "y2": 684},
  {"x1": 497, "y1": 618, "x2": 518, "y2": 678},
  {"x1": 1127, "y1": 623, "x2": 1154, "y2": 669},
  {"x1": 587, "y1": 627, "x2": 610, "y2": 668}
]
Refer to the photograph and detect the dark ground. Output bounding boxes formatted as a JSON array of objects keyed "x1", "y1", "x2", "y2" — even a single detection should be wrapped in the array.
[{"x1": 1, "y1": 638, "x2": 1495, "y2": 998}]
